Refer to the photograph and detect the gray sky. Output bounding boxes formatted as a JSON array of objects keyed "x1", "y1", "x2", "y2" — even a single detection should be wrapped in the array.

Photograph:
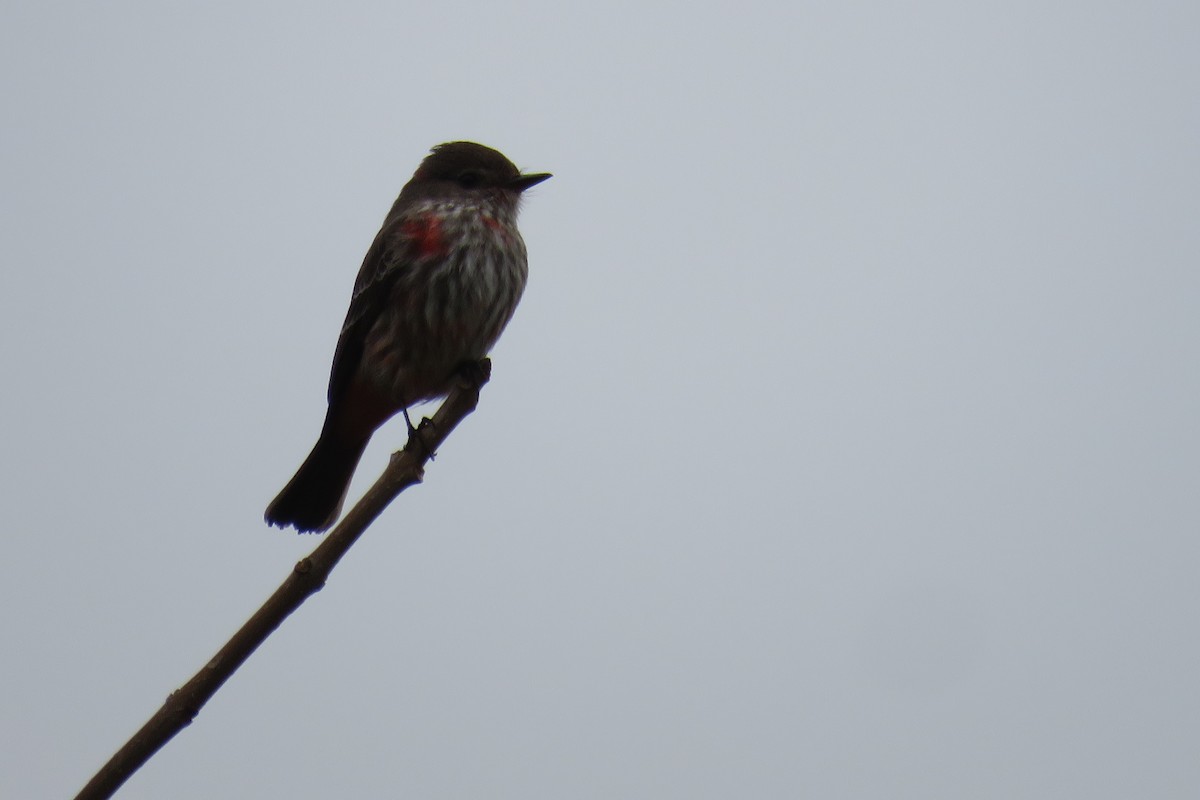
[{"x1": 3, "y1": 2, "x2": 1198, "y2": 798}]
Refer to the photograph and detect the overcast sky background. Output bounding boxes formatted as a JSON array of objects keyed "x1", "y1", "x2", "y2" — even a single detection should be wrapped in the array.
[{"x1": 2, "y1": 2, "x2": 1198, "y2": 798}]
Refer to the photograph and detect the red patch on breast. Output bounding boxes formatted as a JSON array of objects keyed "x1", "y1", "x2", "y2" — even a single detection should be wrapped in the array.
[
  {"x1": 481, "y1": 213, "x2": 515, "y2": 244},
  {"x1": 401, "y1": 214, "x2": 448, "y2": 258}
]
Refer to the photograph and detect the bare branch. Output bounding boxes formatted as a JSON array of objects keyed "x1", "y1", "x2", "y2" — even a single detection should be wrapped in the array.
[{"x1": 73, "y1": 359, "x2": 492, "y2": 800}]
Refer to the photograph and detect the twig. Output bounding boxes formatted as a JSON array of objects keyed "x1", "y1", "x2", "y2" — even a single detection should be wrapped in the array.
[{"x1": 73, "y1": 359, "x2": 492, "y2": 800}]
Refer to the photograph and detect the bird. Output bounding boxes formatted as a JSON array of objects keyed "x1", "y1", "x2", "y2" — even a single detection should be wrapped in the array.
[{"x1": 265, "y1": 141, "x2": 550, "y2": 532}]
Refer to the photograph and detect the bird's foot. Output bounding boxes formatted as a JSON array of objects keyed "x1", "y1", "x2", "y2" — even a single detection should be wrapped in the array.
[
  {"x1": 457, "y1": 358, "x2": 492, "y2": 389},
  {"x1": 403, "y1": 408, "x2": 437, "y2": 460}
]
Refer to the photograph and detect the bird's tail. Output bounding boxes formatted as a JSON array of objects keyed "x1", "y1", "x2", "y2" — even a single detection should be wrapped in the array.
[{"x1": 265, "y1": 431, "x2": 369, "y2": 533}]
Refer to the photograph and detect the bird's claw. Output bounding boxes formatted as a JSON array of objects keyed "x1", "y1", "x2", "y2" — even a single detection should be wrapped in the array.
[{"x1": 403, "y1": 408, "x2": 437, "y2": 460}]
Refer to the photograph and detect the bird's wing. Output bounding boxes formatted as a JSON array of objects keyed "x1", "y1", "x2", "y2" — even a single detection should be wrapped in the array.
[{"x1": 325, "y1": 218, "x2": 414, "y2": 404}]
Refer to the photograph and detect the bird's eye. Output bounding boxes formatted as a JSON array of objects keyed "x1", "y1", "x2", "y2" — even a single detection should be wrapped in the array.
[{"x1": 457, "y1": 169, "x2": 484, "y2": 188}]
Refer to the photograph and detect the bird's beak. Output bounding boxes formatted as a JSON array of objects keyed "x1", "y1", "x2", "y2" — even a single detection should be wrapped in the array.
[{"x1": 509, "y1": 172, "x2": 553, "y2": 192}]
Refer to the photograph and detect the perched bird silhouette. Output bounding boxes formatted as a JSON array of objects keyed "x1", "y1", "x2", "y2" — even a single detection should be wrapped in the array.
[{"x1": 265, "y1": 142, "x2": 550, "y2": 532}]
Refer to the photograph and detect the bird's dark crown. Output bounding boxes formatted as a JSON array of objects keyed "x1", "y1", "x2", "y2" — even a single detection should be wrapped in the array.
[{"x1": 414, "y1": 141, "x2": 522, "y2": 190}]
